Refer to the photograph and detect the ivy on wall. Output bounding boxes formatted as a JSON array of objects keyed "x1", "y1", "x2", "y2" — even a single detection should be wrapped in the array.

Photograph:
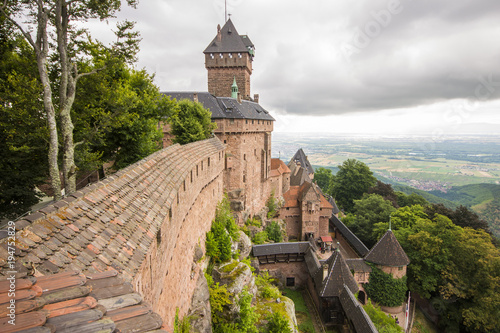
[{"x1": 364, "y1": 264, "x2": 407, "y2": 307}]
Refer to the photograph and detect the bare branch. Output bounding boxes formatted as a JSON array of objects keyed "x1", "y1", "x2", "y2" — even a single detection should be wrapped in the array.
[
  {"x1": 75, "y1": 65, "x2": 106, "y2": 81},
  {"x1": 0, "y1": 6, "x2": 38, "y2": 52}
]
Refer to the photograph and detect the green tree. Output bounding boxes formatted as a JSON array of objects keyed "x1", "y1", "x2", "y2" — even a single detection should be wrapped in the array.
[
  {"x1": 1, "y1": 0, "x2": 139, "y2": 199},
  {"x1": 0, "y1": 30, "x2": 48, "y2": 218},
  {"x1": 368, "y1": 180, "x2": 399, "y2": 208},
  {"x1": 330, "y1": 159, "x2": 376, "y2": 212},
  {"x1": 265, "y1": 221, "x2": 283, "y2": 243},
  {"x1": 73, "y1": 56, "x2": 175, "y2": 172},
  {"x1": 237, "y1": 287, "x2": 258, "y2": 333},
  {"x1": 169, "y1": 99, "x2": 217, "y2": 144},
  {"x1": 396, "y1": 214, "x2": 500, "y2": 332},
  {"x1": 266, "y1": 313, "x2": 292, "y2": 333},
  {"x1": 344, "y1": 194, "x2": 395, "y2": 247},
  {"x1": 313, "y1": 167, "x2": 333, "y2": 193}
]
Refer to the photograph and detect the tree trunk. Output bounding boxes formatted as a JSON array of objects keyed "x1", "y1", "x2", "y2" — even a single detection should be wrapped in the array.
[
  {"x1": 35, "y1": 3, "x2": 62, "y2": 201},
  {"x1": 56, "y1": 0, "x2": 77, "y2": 195}
]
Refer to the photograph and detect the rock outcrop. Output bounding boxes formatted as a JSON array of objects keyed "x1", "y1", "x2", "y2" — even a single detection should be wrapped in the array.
[{"x1": 188, "y1": 272, "x2": 212, "y2": 333}]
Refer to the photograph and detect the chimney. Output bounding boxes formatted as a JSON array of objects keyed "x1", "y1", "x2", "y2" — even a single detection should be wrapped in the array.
[
  {"x1": 237, "y1": 92, "x2": 242, "y2": 104},
  {"x1": 216, "y1": 24, "x2": 222, "y2": 42},
  {"x1": 193, "y1": 93, "x2": 198, "y2": 103},
  {"x1": 322, "y1": 264, "x2": 329, "y2": 281},
  {"x1": 254, "y1": 94, "x2": 259, "y2": 104}
]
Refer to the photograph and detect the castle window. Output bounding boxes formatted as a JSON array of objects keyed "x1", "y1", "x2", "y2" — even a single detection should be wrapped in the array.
[
  {"x1": 224, "y1": 140, "x2": 227, "y2": 144},
  {"x1": 229, "y1": 53, "x2": 233, "y2": 58},
  {"x1": 183, "y1": 180, "x2": 186, "y2": 191},
  {"x1": 196, "y1": 165, "x2": 199, "y2": 176},
  {"x1": 254, "y1": 149, "x2": 256, "y2": 156},
  {"x1": 286, "y1": 277, "x2": 295, "y2": 287},
  {"x1": 219, "y1": 53, "x2": 223, "y2": 58},
  {"x1": 252, "y1": 120, "x2": 254, "y2": 124},
  {"x1": 201, "y1": 161, "x2": 203, "y2": 170},
  {"x1": 243, "y1": 175, "x2": 246, "y2": 183},
  {"x1": 244, "y1": 154, "x2": 246, "y2": 161},
  {"x1": 210, "y1": 53, "x2": 214, "y2": 59},
  {"x1": 258, "y1": 120, "x2": 260, "y2": 124},
  {"x1": 238, "y1": 53, "x2": 242, "y2": 58},
  {"x1": 246, "y1": 120, "x2": 248, "y2": 124},
  {"x1": 208, "y1": 157, "x2": 211, "y2": 167},
  {"x1": 230, "y1": 119, "x2": 234, "y2": 124},
  {"x1": 190, "y1": 170, "x2": 193, "y2": 183},
  {"x1": 398, "y1": 267, "x2": 404, "y2": 271}
]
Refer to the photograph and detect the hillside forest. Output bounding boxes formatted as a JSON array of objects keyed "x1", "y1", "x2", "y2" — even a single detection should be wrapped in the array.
[{"x1": 315, "y1": 161, "x2": 500, "y2": 333}]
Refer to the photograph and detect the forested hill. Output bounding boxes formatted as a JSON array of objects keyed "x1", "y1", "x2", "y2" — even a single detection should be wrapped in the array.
[{"x1": 428, "y1": 183, "x2": 500, "y2": 237}]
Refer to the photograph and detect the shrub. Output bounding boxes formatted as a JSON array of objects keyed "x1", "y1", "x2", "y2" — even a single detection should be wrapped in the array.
[
  {"x1": 265, "y1": 221, "x2": 283, "y2": 243},
  {"x1": 266, "y1": 193, "x2": 277, "y2": 219},
  {"x1": 363, "y1": 300, "x2": 403, "y2": 332},
  {"x1": 266, "y1": 312, "x2": 292, "y2": 333},
  {"x1": 238, "y1": 287, "x2": 259, "y2": 333},
  {"x1": 252, "y1": 231, "x2": 268, "y2": 245}
]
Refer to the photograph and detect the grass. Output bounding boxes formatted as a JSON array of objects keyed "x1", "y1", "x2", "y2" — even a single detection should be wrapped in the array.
[{"x1": 283, "y1": 288, "x2": 315, "y2": 333}]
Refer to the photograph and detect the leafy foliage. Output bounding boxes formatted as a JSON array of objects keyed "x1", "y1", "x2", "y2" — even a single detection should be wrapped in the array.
[
  {"x1": 313, "y1": 167, "x2": 333, "y2": 193},
  {"x1": 237, "y1": 287, "x2": 259, "y2": 333},
  {"x1": 252, "y1": 231, "x2": 268, "y2": 245},
  {"x1": 168, "y1": 99, "x2": 216, "y2": 144},
  {"x1": 342, "y1": 194, "x2": 395, "y2": 247},
  {"x1": 206, "y1": 196, "x2": 239, "y2": 263},
  {"x1": 330, "y1": 159, "x2": 377, "y2": 212},
  {"x1": 266, "y1": 193, "x2": 278, "y2": 219},
  {"x1": 173, "y1": 307, "x2": 191, "y2": 333},
  {"x1": 265, "y1": 221, "x2": 283, "y2": 243},
  {"x1": 208, "y1": 281, "x2": 233, "y2": 326},
  {"x1": 364, "y1": 264, "x2": 407, "y2": 307},
  {"x1": 73, "y1": 56, "x2": 176, "y2": 171},
  {"x1": 0, "y1": 33, "x2": 48, "y2": 218},
  {"x1": 363, "y1": 300, "x2": 403, "y2": 333},
  {"x1": 266, "y1": 312, "x2": 292, "y2": 333}
]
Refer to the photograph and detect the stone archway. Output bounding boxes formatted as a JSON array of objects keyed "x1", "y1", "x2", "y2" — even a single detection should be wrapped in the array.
[{"x1": 357, "y1": 290, "x2": 366, "y2": 305}]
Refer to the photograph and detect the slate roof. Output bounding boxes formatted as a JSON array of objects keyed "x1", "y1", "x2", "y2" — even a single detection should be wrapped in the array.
[
  {"x1": 0, "y1": 270, "x2": 166, "y2": 333},
  {"x1": 203, "y1": 19, "x2": 253, "y2": 54},
  {"x1": 315, "y1": 250, "x2": 359, "y2": 298},
  {"x1": 328, "y1": 196, "x2": 340, "y2": 215},
  {"x1": 164, "y1": 92, "x2": 275, "y2": 121},
  {"x1": 0, "y1": 138, "x2": 224, "y2": 281},
  {"x1": 330, "y1": 215, "x2": 369, "y2": 257},
  {"x1": 288, "y1": 162, "x2": 311, "y2": 187},
  {"x1": 346, "y1": 258, "x2": 372, "y2": 273},
  {"x1": 365, "y1": 230, "x2": 410, "y2": 267},
  {"x1": 252, "y1": 242, "x2": 310, "y2": 257},
  {"x1": 339, "y1": 285, "x2": 378, "y2": 333},
  {"x1": 304, "y1": 248, "x2": 321, "y2": 275},
  {"x1": 290, "y1": 148, "x2": 314, "y2": 176}
]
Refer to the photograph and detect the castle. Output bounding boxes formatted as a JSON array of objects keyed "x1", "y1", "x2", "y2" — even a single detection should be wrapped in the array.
[{"x1": 0, "y1": 19, "x2": 409, "y2": 333}]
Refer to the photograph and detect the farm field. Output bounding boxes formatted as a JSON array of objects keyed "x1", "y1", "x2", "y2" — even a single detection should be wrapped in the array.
[{"x1": 272, "y1": 133, "x2": 500, "y2": 190}]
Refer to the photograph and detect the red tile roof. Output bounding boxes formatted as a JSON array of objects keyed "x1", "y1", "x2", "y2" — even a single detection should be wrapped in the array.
[
  {"x1": 0, "y1": 270, "x2": 166, "y2": 332},
  {"x1": 270, "y1": 158, "x2": 291, "y2": 177}
]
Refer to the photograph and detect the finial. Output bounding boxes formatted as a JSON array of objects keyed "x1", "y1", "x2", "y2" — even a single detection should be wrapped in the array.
[
  {"x1": 336, "y1": 242, "x2": 340, "y2": 253},
  {"x1": 389, "y1": 216, "x2": 392, "y2": 231}
]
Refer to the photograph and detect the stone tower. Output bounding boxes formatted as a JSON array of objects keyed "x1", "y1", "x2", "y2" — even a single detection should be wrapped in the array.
[{"x1": 204, "y1": 19, "x2": 254, "y2": 99}]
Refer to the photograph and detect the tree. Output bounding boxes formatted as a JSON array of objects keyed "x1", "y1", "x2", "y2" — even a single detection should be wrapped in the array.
[
  {"x1": 344, "y1": 194, "x2": 395, "y2": 247},
  {"x1": 0, "y1": 30, "x2": 48, "y2": 218},
  {"x1": 72, "y1": 55, "x2": 175, "y2": 172},
  {"x1": 313, "y1": 167, "x2": 333, "y2": 193},
  {"x1": 330, "y1": 159, "x2": 376, "y2": 212},
  {"x1": 425, "y1": 203, "x2": 491, "y2": 234},
  {"x1": 237, "y1": 287, "x2": 258, "y2": 333},
  {"x1": 168, "y1": 99, "x2": 217, "y2": 144},
  {"x1": 396, "y1": 214, "x2": 500, "y2": 332},
  {"x1": 368, "y1": 181, "x2": 399, "y2": 208},
  {"x1": 265, "y1": 221, "x2": 283, "y2": 243},
  {"x1": 1, "y1": 0, "x2": 138, "y2": 199}
]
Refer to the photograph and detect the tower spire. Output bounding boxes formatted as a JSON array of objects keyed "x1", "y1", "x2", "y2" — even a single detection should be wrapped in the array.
[{"x1": 231, "y1": 76, "x2": 238, "y2": 98}]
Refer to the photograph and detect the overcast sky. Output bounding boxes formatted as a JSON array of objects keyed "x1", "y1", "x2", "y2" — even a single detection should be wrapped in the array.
[{"x1": 93, "y1": 0, "x2": 500, "y2": 135}]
